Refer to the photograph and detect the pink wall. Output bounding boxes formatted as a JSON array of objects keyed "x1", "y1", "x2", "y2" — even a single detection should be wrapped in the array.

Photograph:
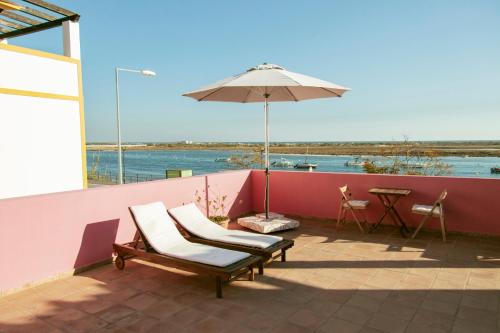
[
  {"x1": 0, "y1": 170, "x2": 252, "y2": 293},
  {"x1": 251, "y1": 170, "x2": 500, "y2": 236},
  {"x1": 2, "y1": 168, "x2": 499, "y2": 294}
]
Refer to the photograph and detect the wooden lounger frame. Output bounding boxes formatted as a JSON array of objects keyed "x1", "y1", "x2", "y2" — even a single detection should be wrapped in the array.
[
  {"x1": 169, "y1": 216, "x2": 294, "y2": 275},
  {"x1": 112, "y1": 208, "x2": 261, "y2": 298}
]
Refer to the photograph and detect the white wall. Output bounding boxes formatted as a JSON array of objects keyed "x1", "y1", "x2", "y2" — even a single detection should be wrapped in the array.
[
  {"x1": 0, "y1": 45, "x2": 85, "y2": 199},
  {"x1": 0, "y1": 50, "x2": 79, "y2": 96}
]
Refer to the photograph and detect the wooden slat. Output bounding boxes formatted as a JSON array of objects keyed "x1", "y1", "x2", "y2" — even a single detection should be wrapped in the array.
[
  {"x1": 1, "y1": 10, "x2": 41, "y2": 25},
  {"x1": 23, "y1": 0, "x2": 76, "y2": 17},
  {"x1": 0, "y1": 0, "x2": 22, "y2": 11},
  {"x1": 19, "y1": 5, "x2": 56, "y2": 21},
  {"x1": 0, "y1": 17, "x2": 26, "y2": 29},
  {"x1": 0, "y1": 25, "x2": 11, "y2": 33}
]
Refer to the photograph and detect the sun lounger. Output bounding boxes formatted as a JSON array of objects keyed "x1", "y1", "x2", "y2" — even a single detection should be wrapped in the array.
[
  {"x1": 168, "y1": 203, "x2": 294, "y2": 274},
  {"x1": 112, "y1": 202, "x2": 260, "y2": 298}
]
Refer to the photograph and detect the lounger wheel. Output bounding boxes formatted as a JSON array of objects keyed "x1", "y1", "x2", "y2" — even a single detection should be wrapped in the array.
[{"x1": 114, "y1": 256, "x2": 125, "y2": 270}]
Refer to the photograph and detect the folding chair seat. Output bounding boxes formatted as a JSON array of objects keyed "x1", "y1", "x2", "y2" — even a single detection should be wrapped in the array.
[{"x1": 411, "y1": 190, "x2": 448, "y2": 242}]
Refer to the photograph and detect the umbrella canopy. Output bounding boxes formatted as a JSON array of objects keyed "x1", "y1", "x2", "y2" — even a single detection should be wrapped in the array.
[
  {"x1": 183, "y1": 63, "x2": 350, "y2": 221},
  {"x1": 183, "y1": 63, "x2": 350, "y2": 102}
]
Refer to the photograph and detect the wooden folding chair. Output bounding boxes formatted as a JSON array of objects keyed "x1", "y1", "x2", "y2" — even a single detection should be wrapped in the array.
[
  {"x1": 337, "y1": 185, "x2": 370, "y2": 233},
  {"x1": 411, "y1": 190, "x2": 448, "y2": 242}
]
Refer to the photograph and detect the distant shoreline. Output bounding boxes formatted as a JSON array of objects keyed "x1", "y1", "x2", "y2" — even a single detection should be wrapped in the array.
[{"x1": 86, "y1": 142, "x2": 500, "y2": 157}]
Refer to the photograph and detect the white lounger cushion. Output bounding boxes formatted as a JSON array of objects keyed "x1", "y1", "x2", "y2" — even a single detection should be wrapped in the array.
[
  {"x1": 130, "y1": 202, "x2": 250, "y2": 267},
  {"x1": 168, "y1": 203, "x2": 282, "y2": 249}
]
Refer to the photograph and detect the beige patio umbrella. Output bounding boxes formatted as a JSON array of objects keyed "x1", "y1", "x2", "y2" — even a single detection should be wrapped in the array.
[{"x1": 183, "y1": 63, "x2": 350, "y2": 220}]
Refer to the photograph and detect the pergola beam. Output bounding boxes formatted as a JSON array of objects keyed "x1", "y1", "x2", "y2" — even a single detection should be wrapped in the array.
[
  {"x1": 0, "y1": 0, "x2": 79, "y2": 40},
  {"x1": 0, "y1": 15, "x2": 77, "y2": 39},
  {"x1": 0, "y1": 10, "x2": 41, "y2": 25},
  {"x1": 23, "y1": 0, "x2": 76, "y2": 17}
]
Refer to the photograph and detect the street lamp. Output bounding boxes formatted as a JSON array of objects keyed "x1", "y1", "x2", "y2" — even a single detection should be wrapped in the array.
[{"x1": 115, "y1": 67, "x2": 156, "y2": 184}]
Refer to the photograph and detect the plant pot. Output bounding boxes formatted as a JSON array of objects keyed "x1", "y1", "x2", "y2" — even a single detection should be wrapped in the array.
[
  {"x1": 209, "y1": 216, "x2": 230, "y2": 229},
  {"x1": 218, "y1": 218, "x2": 230, "y2": 229}
]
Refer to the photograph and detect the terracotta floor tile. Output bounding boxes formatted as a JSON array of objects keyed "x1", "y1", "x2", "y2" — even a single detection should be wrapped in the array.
[
  {"x1": 0, "y1": 319, "x2": 63, "y2": 333},
  {"x1": 123, "y1": 292, "x2": 163, "y2": 311},
  {"x1": 119, "y1": 315, "x2": 160, "y2": 333},
  {"x1": 171, "y1": 292, "x2": 206, "y2": 306},
  {"x1": 144, "y1": 321, "x2": 184, "y2": 333},
  {"x1": 421, "y1": 298, "x2": 459, "y2": 316},
  {"x1": 304, "y1": 297, "x2": 342, "y2": 317},
  {"x1": 287, "y1": 307, "x2": 326, "y2": 329},
  {"x1": 254, "y1": 299, "x2": 301, "y2": 319},
  {"x1": 359, "y1": 327, "x2": 386, "y2": 333},
  {"x1": 455, "y1": 305, "x2": 498, "y2": 329},
  {"x1": 459, "y1": 293, "x2": 498, "y2": 312},
  {"x1": 335, "y1": 304, "x2": 373, "y2": 325},
  {"x1": 77, "y1": 298, "x2": 115, "y2": 314},
  {"x1": 403, "y1": 272, "x2": 436, "y2": 288},
  {"x1": 366, "y1": 312, "x2": 410, "y2": 333},
  {"x1": 142, "y1": 299, "x2": 186, "y2": 320},
  {"x1": 96, "y1": 304, "x2": 136, "y2": 323},
  {"x1": 164, "y1": 307, "x2": 206, "y2": 326},
  {"x1": 60, "y1": 314, "x2": 109, "y2": 333},
  {"x1": 40, "y1": 307, "x2": 87, "y2": 326},
  {"x1": 386, "y1": 290, "x2": 427, "y2": 309},
  {"x1": 405, "y1": 322, "x2": 450, "y2": 333},
  {"x1": 427, "y1": 290, "x2": 464, "y2": 306},
  {"x1": 411, "y1": 308, "x2": 455, "y2": 331},
  {"x1": 190, "y1": 316, "x2": 231, "y2": 333},
  {"x1": 451, "y1": 318, "x2": 498, "y2": 333},
  {"x1": 102, "y1": 287, "x2": 142, "y2": 303},
  {"x1": 270, "y1": 322, "x2": 314, "y2": 333},
  {"x1": 317, "y1": 317, "x2": 363, "y2": 333},
  {"x1": 345, "y1": 294, "x2": 383, "y2": 312},
  {"x1": 0, "y1": 309, "x2": 36, "y2": 325},
  {"x1": 378, "y1": 300, "x2": 417, "y2": 320},
  {"x1": 242, "y1": 311, "x2": 280, "y2": 330}
]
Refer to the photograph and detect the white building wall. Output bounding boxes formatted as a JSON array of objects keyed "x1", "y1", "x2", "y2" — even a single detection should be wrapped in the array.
[
  {"x1": 0, "y1": 45, "x2": 85, "y2": 199},
  {"x1": 0, "y1": 50, "x2": 79, "y2": 96}
]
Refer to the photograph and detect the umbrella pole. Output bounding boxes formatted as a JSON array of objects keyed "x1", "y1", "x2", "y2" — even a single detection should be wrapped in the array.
[{"x1": 264, "y1": 96, "x2": 270, "y2": 220}]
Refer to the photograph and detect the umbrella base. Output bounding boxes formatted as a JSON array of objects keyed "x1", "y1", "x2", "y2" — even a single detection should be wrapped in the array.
[
  {"x1": 255, "y1": 212, "x2": 284, "y2": 219},
  {"x1": 237, "y1": 214, "x2": 300, "y2": 234}
]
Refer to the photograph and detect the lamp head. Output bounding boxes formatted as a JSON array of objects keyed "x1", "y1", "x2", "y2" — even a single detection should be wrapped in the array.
[{"x1": 141, "y1": 70, "x2": 156, "y2": 77}]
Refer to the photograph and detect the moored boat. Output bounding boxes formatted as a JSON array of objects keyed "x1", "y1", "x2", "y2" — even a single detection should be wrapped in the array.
[
  {"x1": 294, "y1": 147, "x2": 318, "y2": 169},
  {"x1": 294, "y1": 162, "x2": 318, "y2": 169},
  {"x1": 491, "y1": 167, "x2": 500, "y2": 174},
  {"x1": 344, "y1": 156, "x2": 367, "y2": 167},
  {"x1": 271, "y1": 157, "x2": 294, "y2": 168}
]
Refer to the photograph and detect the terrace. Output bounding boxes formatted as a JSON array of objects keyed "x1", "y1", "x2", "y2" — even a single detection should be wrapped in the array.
[{"x1": 1, "y1": 170, "x2": 500, "y2": 332}]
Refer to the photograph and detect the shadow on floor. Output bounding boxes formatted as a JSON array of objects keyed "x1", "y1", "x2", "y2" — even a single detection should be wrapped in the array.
[{"x1": 0, "y1": 219, "x2": 499, "y2": 332}]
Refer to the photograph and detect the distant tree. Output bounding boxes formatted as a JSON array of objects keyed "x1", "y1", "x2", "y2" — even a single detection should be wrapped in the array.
[
  {"x1": 362, "y1": 137, "x2": 452, "y2": 176},
  {"x1": 227, "y1": 149, "x2": 263, "y2": 169}
]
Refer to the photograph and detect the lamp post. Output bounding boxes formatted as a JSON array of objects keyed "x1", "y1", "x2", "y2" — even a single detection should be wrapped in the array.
[{"x1": 115, "y1": 67, "x2": 156, "y2": 184}]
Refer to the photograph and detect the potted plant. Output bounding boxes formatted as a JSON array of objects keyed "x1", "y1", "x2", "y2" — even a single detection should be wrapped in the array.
[{"x1": 195, "y1": 189, "x2": 230, "y2": 228}]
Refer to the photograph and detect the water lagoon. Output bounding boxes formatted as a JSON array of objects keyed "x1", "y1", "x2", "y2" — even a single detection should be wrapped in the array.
[{"x1": 87, "y1": 150, "x2": 500, "y2": 181}]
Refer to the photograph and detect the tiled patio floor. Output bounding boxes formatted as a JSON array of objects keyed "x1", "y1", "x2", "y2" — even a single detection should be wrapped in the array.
[{"x1": 1, "y1": 219, "x2": 500, "y2": 333}]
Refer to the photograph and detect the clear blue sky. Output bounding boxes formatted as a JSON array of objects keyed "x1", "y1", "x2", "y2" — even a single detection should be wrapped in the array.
[{"x1": 11, "y1": 0, "x2": 500, "y2": 142}]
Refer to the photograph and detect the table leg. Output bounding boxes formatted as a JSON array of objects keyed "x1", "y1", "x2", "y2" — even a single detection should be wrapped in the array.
[
  {"x1": 369, "y1": 194, "x2": 392, "y2": 233},
  {"x1": 390, "y1": 206, "x2": 410, "y2": 233},
  {"x1": 370, "y1": 194, "x2": 409, "y2": 236}
]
